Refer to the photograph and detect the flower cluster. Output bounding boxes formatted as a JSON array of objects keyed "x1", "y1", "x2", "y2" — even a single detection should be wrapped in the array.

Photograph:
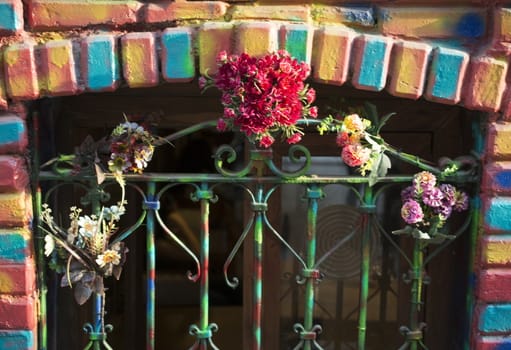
[
  {"x1": 41, "y1": 202, "x2": 128, "y2": 304},
  {"x1": 108, "y1": 121, "x2": 156, "y2": 176},
  {"x1": 318, "y1": 112, "x2": 390, "y2": 182},
  {"x1": 397, "y1": 171, "x2": 469, "y2": 241},
  {"x1": 199, "y1": 50, "x2": 318, "y2": 148}
]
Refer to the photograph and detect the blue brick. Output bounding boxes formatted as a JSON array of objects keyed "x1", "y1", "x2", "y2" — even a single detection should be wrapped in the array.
[
  {"x1": 429, "y1": 47, "x2": 467, "y2": 100},
  {"x1": 479, "y1": 304, "x2": 511, "y2": 333},
  {"x1": 495, "y1": 170, "x2": 511, "y2": 189},
  {"x1": 486, "y1": 197, "x2": 511, "y2": 231},
  {"x1": 161, "y1": 28, "x2": 195, "y2": 81},
  {"x1": 281, "y1": 25, "x2": 311, "y2": 64},
  {"x1": 0, "y1": 232, "x2": 28, "y2": 263},
  {"x1": 356, "y1": 37, "x2": 391, "y2": 91},
  {"x1": 0, "y1": 118, "x2": 24, "y2": 145},
  {"x1": 84, "y1": 36, "x2": 119, "y2": 91},
  {"x1": 0, "y1": 330, "x2": 34, "y2": 350},
  {"x1": 0, "y1": 2, "x2": 20, "y2": 32}
]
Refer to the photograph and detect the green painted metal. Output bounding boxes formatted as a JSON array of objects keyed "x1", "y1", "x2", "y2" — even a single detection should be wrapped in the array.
[{"x1": 33, "y1": 118, "x2": 481, "y2": 350}]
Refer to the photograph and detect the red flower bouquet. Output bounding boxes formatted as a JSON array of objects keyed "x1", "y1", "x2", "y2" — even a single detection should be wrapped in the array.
[{"x1": 200, "y1": 50, "x2": 318, "y2": 148}]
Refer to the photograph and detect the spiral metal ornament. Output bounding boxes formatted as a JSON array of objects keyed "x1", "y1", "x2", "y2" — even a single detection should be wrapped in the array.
[{"x1": 315, "y1": 205, "x2": 378, "y2": 279}]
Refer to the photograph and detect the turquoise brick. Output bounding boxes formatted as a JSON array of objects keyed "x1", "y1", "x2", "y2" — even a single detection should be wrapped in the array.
[
  {"x1": 280, "y1": 24, "x2": 311, "y2": 64},
  {"x1": 83, "y1": 36, "x2": 119, "y2": 91},
  {"x1": 161, "y1": 28, "x2": 195, "y2": 81},
  {"x1": 479, "y1": 304, "x2": 511, "y2": 333},
  {"x1": 486, "y1": 197, "x2": 511, "y2": 231},
  {"x1": 0, "y1": 2, "x2": 20, "y2": 32},
  {"x1": 354, "y1": 36, "x2": 391, "y2": 91},
  {"x1": 429, "y1": 47, "x2": 467, "y2": 101},
  {"x1": 0, "y1": 232, "x2": 28, "y2": 263},
  {"x1": 0, "y1": 117, "x2": 24, "y2": 145},
  {"x1": 0, "y1": 330, "x2": 34, "y2": 350}
]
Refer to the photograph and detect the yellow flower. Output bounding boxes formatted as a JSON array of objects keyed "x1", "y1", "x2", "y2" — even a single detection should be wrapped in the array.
[
  {"x1": 96, "y1": 249, "x2": 121, "y2": 268},
  {"x1": 343, "y1": 114, "x2": 367, "y2": 133}
]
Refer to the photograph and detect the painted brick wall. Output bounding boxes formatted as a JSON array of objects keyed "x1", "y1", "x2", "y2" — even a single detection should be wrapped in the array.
[
  {"x1": 0, "y1": 109, "x2": 36, "y2": 350},
  {"x1": 0, "y1": 1, "x2": 509, "y2": 349}
]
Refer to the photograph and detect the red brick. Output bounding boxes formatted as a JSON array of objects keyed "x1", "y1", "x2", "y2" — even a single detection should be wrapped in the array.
[
  {"x1": 477, "y1": 269, "x2": 511, "y2": 302},
  {"x1": 0, "y1": 296, "x2": 36, "y2": 329},
  {"x1": 0, "y1": 156, "x2": 28, "y2": 192},
  {"x1": 38, "y1": 39, "x2": 79, "y2": 96},
  {"x1": 474, "y1": 335, "x2": 511, "y2": 349},
  {"x1": 4, "y1": 43, "x2": 39, "y2": 101},
  {"x1": 0, "y1": 260, "x2": 35, "y2": 295}
]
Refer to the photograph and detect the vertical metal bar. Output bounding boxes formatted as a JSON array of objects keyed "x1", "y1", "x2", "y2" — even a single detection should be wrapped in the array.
[
  {"x1": 409, "y1": 240, "x2": 423, "y2": 350},
  {"x1": 358, "y1": 185, "x2": 373, "y2": 350},
  {"x1": 303, "y1": 185, "x2": 322, "y2": 350},
  {"x1": 199, "y1": 184, "x2": 211, "y2": 349},
  {"x1": 464, "y1": 199, "x2": 480, "y2": 350},
  {"x1": 146, "y1": 182, "x2": 156, "y2": 350},
  {"x1": 30, "y1": 110, "x2": 48, "y2": 350},
  {"x1": 253, "y1": 185, "x2": 264, "y2": 350}
]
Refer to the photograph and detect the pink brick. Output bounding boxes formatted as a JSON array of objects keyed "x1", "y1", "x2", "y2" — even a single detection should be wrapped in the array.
[
  {"x1": 0, "y1": 193, "x2": 31, "y2": 227},
  {"x1": 463, "y1": 56, "x2": 507, "y2": 112},
  {"x1": 0, "y1": 156, "x2": 27, "y2": 192},
  {"x1": 145, "y1": 1, "x2": 227, "y2": 23},
  {"x1": 4, "y1": 43, "x2": 39, "y2": 101},
  {"x1": 234, "y1": 22, "x2": 278, "y2": 57},
  {"x1": 474, "y1": 336, "x2": 511, "y2": 350},
  {"x1": 477, "y1": 269, "x2": 511, "y2": 302},
  {"x1": 311, "y1": 26, "x2": 356, "y2": 86},
  {"x1": 485, "y1": 122, "x2": 511, "y2": 161},
  {"x1": 39, "y1": 40, "x2": 79, "y2": 96},
  {"x1": 0, "y1": 260, "x2": 35, "y2": 295},
  {"x1": 28, "y1": 0, "x2": 140, "y2": 30},
  {"x1": 387, "y1": 41, "x2": 431, "y2": 99},
  {"x1": 121, "y1": 32, "x2": 158, "y2": 88},
  {"x1": 198, "y1": 22, "x2": 233, "y2": 76},
  {"x1": 0, "y1": 295, "x2": 36, "y2": 329}
]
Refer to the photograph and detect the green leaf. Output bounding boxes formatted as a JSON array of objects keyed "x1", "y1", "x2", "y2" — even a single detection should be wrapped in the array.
[
  {"x1": 363, "y1": 102, "x2": 379, "y2": 127},
  {"x1": 377, "y1": 153, "x2": 392, "y2": 177},
  {"x1": 375, "y1": 112, "x2": 396, "y2": 134}
]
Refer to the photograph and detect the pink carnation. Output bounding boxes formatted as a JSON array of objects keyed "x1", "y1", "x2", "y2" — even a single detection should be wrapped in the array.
[{"x1": 341, "y1": 144, "x2": 371, "y2": 167}]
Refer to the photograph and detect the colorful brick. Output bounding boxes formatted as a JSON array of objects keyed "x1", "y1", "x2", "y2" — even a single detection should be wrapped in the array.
[
  {"x1": 39, "y1": 40, "x2": 78, "y2": 96},
  {"x1": 121, "y1": 32, "x2": 158, "y2": 88},
  {"x1": 0, "y1": 261, "x2": 35, "y2": 295},
  {"x1": 0, "y1": 156, "x2": 27, "y2": 192},
  {"x1": 0, "y1": 0, "x2": 22, "y2": 33},
  {"x1": 463, "y1": 56, "x2": 507, "y2": 112},
  {"x1": 481, "y1": 235, "x2": 511, "y2": 267},
  {"x1": 28, "y1": 0, "x2": 139, "y2": 30},
  {"x1": 4, "y1": 43, "x2": 39, "y2": 101},
  {"x1": 425, "y1": 47, "x2": 469, "y2": 105},
  {"x1": 351, "y1": 34, "x2": 393, "y2": 91},
  {"x1": 494, "y1": 8, "x2": 511, "y2": 43},
  {"x1": 160, "y1": 28, "x2": 195, "y2": 83},
  {"x1": 0, "y1": 229, "x2": 31, "y2": 264},
  {"x1": 312, "y1": 26, "x2": 356, "y2": 86},
  {"x1": 479, "y1": 304, "x2": 511, "y2": 333},
  {"x1": 0, "y1": 116, "x2": 27, "y2": 154},
  {"x1": 387, "y1": 41, "x2": 431, "y2": 99},
  {"x1": 234, "y1": 22, "x2": 278, "y2": 57},
  {"x1": 230, "y1": 5, "x2": 310, "y2": 22},
  {"x1": 278, "y1": 24, "x2": 313, "y2": 64},
  {"x1": 485, "y1": 198, "x2": 511, "y2": 232},
  {"x1": 311, "y1": 5, "x2": 375, "y2": 27},
  {"x1": 145, "y1": 1, "x2": 227, "y2": 23},
  {"x1": 0, "y1": 193, "x2": 31, "y2": 228},
  {"x1": 379, "y1": 7, "x2": 486, "y2": 39},
  {"x1": 198, "y1": 22, "x2": 233, "y2": 76},
  {"x1": 477, "y1": 269, "x2": 511, "y2": 302},
  {"x1": 0, "y1": 51, "x2": 7, "y2": 110},
  {"x1": 0, "y1": 330, "x2": 35, "y2": 350},
  {"x1": 81, "y1": 35, "x2": 120, "y2": 92},
  {"x1": 485, "y1": 123, "x2": 511, "y2": 160},
  {"x1": 0, "y1": 296, "x2": 36, "y2": 329}
]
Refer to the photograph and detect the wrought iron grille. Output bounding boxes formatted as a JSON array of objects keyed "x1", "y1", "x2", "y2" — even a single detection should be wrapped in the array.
[{"x1": 32, "y1": 118, "x2": 480, "y2": 350}]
